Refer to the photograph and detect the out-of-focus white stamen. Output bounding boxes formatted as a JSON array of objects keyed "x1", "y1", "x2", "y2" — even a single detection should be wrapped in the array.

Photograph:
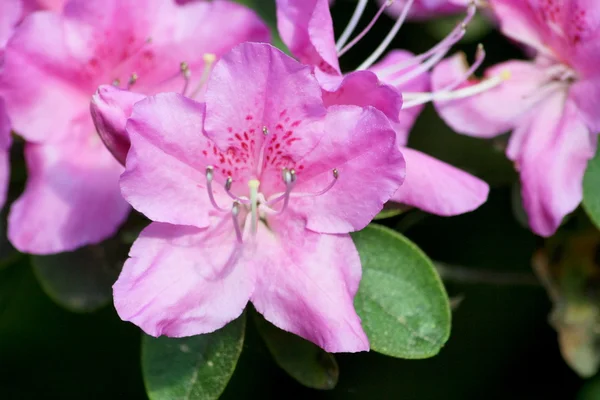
[
  {"x1": 338, "y1": 0, "x2": 394, "y2": 57},
  {"x1": 190, "y1": 53, "x2": 217, "y2": 99},
  {"x1": 248, "y1": 179, "x2": 260, "y2": 235},
  {"x1": 231, "y1": 201, "x2": 243, "y2": 242},
  {"x1": 180, "y1": 61, "x2": 191, "y2": 96},
  {"x1": 356, "y1": 0, "x2": 414, "y2": 70},
  {"x1": 205, "y1": 166, "x2": 227, "y2": 212},
  {"x1": 292, "y1": 169, "x2": 339, "y2": 198},
  {"x1": 335, "y1": 0, "x2": 369, "y2": 51}
]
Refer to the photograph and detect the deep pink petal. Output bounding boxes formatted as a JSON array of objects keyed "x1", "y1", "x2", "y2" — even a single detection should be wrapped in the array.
[
  {"x1": 511, "y1": 91, "x2": 596, "y2": 237},
  {"x1": 369, "y1": 50, "x2": 430, "y2": 145},
  {"x1": 121, "y1": 93, "x2": 231, "y2": 229},
  {"x1": 0, "y1": 0, "x2": 22, "y2": 50},
  {"x1": 21, "y1": 0, "x2": 65, "y2": 14},
  {"x1": 0, "y1": 99, "x2": 11, "y2": 210},
  {"x1": 276, "y1": 0, "x2": 340, "y2": 75},
  {"x1": 378, "y1": 0, "x2": 465, "y2": 20},
  {"x1": 113, "y1": 221, "x2": 254, "y2": 337},
  {"x1": 90, "y1": 85, "x2": 146, "y2": 166},
  {"x1": 291, "y1": 105, "x2": 405, "y2": 234},
  {"x1": 320, "y1": 70, "x2": 403, "y2": 125},
  {"x1": 250, "y1": 216, "x2": 368, "y2": 353},
  {"x1": 570, "y1": 77, "x2": 600, "y2": 133},
  {"x1": 432, "y1": 55, "x2": 549, "y2": 138},
  {"x1": 204, "y1": 42, "x2": 327, "y2": 176},
  {"x1": 8, "y1": 121, "x2": 130, "y2": 254},
  {"x1": 390, "y1": 147, "x2": 489, "y2": 216}
]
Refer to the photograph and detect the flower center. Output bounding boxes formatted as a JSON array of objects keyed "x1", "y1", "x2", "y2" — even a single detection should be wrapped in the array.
[{"x1": 204, "y1": 164, "x2": 339, "y2": 241}]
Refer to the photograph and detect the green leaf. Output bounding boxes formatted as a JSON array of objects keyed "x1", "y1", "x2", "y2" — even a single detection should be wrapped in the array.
[
  {"x1": 583, "y1": 144, "x2": 600, "y2": 229},
  {"x1": 352, "y1": 224, "x2": 451, "y2": 359},
  {"x1": 252, "y1": 311, "x2": 338, "y2": 390},
  {"x1": 31, "y1": 238, "x2": 126, "y2": 313},
  {"x1": 142, "y1": 314, "x2": 246, "y2": 400}
]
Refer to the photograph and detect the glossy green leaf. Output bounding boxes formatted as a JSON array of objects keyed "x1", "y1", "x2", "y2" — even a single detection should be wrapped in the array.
[
  {"x1": 352, "y1": 224, "x2": 451, "y2": 358},
  {"x1": 31, "y1": 238, "x2": 126, "y2": 313},
  {"x1": 143, "y1": 314, "x2": 246, "y2": 400},
  {"x1": 253, "y1": 311, "x2": 338, "y2": 390},
  {"x1": 583, "y1": 145, "x2": 600, "y2": 229}
]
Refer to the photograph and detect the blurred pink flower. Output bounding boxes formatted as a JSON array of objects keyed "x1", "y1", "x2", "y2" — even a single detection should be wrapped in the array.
[
  {"x1": 0, "y1": 0, "x2": 269, "y2": 254},
  {"x1": 432, "y1": 0, "x2": 600, "y2": 236},
  {"x1": 276, "y1": 0, "x2": 489, "y2": 216},
  {"x1": 377, "y1": 0, "x2": 468, "y2": 20},
  {"x1": 113, "y1": 42, "x2": 406, "y2": 352},
  {"x1": 0, "y1": 0, "x2": 65, "y2": 211}
]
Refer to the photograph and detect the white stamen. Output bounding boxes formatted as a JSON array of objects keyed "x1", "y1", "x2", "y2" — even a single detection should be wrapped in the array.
[
  {"x1": 180, "y1": 61, "x2": 191, "y2": 96},
  {"x1": 231, "y1": 201, "x2": 243, "y2": 243},
  {"x1": 338, "y1": 0, "x2": 394, "y2": 57},
  {"x1": 190, "y1": 53, "x2": 217, "y2": 99},
  {"x1": 205, "y1": 166, "x2": 227, "y2": 212},
  {"x1": 292, "y1": 169, "x2": 339, "y2": 198},
  {"x1": 357, "y1": 0, "x2": 414, "y2": 70},
  {"x1": 248, "y1": 179, "x2": 260, "y2": 235},
  {"x1": 225, "y1": 176, "x2": 250, "y2": 204},
  {"x1": 268, "y1": 168, "x2": 296, "y2": 214},
  {"x1": 127, "y1": 73, "x2": 138, "y2": 89},
  {"x1": 335, "y1": 0, "x2": 369, "y2": 51},
  {"x1": 256, "y1": 126, "x2": 270, "y2": 177}
]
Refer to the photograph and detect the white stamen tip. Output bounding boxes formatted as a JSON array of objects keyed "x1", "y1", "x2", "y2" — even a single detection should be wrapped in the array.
[
  {"x1": 332, "y1": 168, "x2": 339, "y2": 179},
  {"x1": 262, "y1": 126, "x2": 269, "y2": 135},
  {"x1": 128, "y1": 73, "x2": 138, "y2": 86},
  {"x1": 206, "y1": 166, "x2": 214, "y2": 182},
  {"x1": 225, "y1": 176, "x2": 233, "y2": 191}
]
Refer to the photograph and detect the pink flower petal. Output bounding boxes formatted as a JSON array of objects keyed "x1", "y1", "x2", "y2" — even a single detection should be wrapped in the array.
[
  {"x1": 390, "y1": 147, "x2": 489, "y2": 216},
  {"x1": 512, "y1": 91, "x2": 596, "y2": 237},
  {"x1": 203, "y1": 43, "x2": 327, "y2": 174},
  {"x1": 369, "y1": 49, "x2": 430, "y2": 145},
  {"x1": 0, "y1": 0, "x2": 269, "y2": 143},
  {"x1": 320, "y1": 70, "x2": 403, "y2": 125},
  {"x1": 250, "y1": 215, "x2": 368, "y2": 353},
  {"x1": 8, "y1": 119, "x2": 130, "y2": 254},
  {"x1": 570, "y1": 77, "x2": 600, "y2": 133},
  {"x1": 113, "y1": 221, "x2": 254, "y2": 337},
  {"x1": 276, "y1": 0, "x2": 340, "y2": 75},
  {"x1": 292, "y1": 105, "x2": 405, "y2": 234},
  {"x1": 121, "y1": 93, "x2": 230, "y2": 229},
  {"x1": 432, "y1": 55, "x2": 549, "y2": 138},
  {"x1": 378, "y1": 0, "x2": 466, "y2": 20},
  {"x1": 0, "y1": 0, "x2": 22, "y2": 50},
  {"x1": 90, "y1": 85, "x2": 146, "y2": 166},
  {"x1": 0, "y1": 98, "x2": 11, "y2": 210}
]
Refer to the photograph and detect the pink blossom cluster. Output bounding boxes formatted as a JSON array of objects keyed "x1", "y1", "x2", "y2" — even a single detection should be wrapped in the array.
[{"x1": 0, "y1": 0, "x2": 597, "y2": 352}]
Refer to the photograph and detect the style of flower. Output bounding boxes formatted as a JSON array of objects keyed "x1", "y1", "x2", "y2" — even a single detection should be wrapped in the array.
[
  {"x1": 431, "y1": 0, "x2": 600, "y2": 236},
  {"x1": 0, "y1": 0, "x2": 269, "y2": 254},
  {"x1": 276, "y1": 0, "x2": 490, "y2": 217},
  {"x1": 113, "y1": 42, "x2": 406, "y2": 353}
]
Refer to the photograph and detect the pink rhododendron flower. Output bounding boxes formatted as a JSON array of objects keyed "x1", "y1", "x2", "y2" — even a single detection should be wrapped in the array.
[
  {"x1": 0, "y1": 0, "x2": 269, "y2": 254},
  {"x1": 276, "y1": 0, "x2": 489, "y2": 216},
  {"x1": 431, "y1": 0, "x2": 600, "y2": 236},
  {"x1": 113, "y1": 42, "x2": 406, "y2": 352},
  {"x1": 377, "y1": 0, "x2": 469, "y2": 20}
]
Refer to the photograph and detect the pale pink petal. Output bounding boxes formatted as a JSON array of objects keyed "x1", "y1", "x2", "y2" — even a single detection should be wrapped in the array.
[
  {"x1": 113, "y1": 221, "x2": 254, "y2": 337},
  {"x1": 0, "y1": 0, "x2": 22, "y2": 50},
  {"x1": 0, "y1": 0, "x2": 269, "y2": 143},
  {"x1": 121, "y1": 93, "x2": 232, "y2": 229},
  {"x1": 390, "y1": 147, "x2": 489, "y2": 216},
  {"x1": 275, "y1": 0, "x2": 340, "y2": 75},
  {"x1": 489, "y1": 0, "x2": 548, "y2": 54},
  {"x1": 90, "y1": 85, "x2": 146, "y2": 166},
  {"x1": 0, "y1": 99, "x2": 11, "y2": 210},
  {"x1": 570, "y1": 77, "x2": 600, "y2": 133},
  {"x1": 512, "y1": 91, "x2": 596, "y2": 237},
  {"x1": 291, "y1": 105, "x2": 405, "y2": 234},
  {"x1": 432, "y1": 55, "x2": 549, "y2": 138},
  {"x1": 204, "y1": 43, "x2": 327, "y2": 177},
  {"x1": 369, "y1": 50, "x2": 430, "y2": 145},
  {"x1": 250, "y1": 216, "x2": 368, "y2": 353},
  {"x1": 320, "y1": 70, "x2": 403, "y2": 126},
  {"x1": 8, "y1": 118, "x2": 130, "y2": 254}
]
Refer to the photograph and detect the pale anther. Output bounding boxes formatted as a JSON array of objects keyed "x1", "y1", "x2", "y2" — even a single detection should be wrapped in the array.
[{"x1": 262, "y1": 126, "x2": 269, "y2": 135}]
